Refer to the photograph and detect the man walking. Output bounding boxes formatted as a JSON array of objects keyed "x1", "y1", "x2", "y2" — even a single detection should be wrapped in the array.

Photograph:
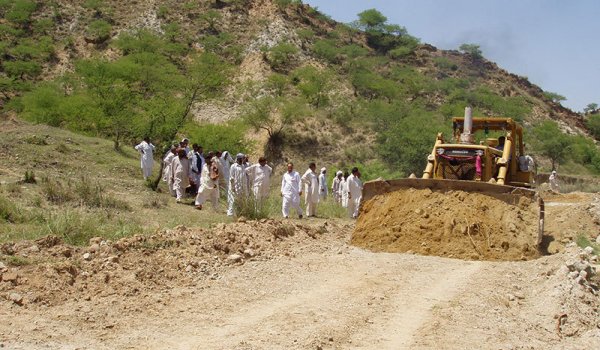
[
  {"x1": 347, "y1": 167, "x2": 363, "y2": 219},
  {"x1": 319, "y1": 167, "x2": 328, "y2": 200},
  {"x1": 135, "y1": 137, "x2": 155, "y2": 180},
  {"x1": 245, "y1": 157, "x2": 272, "y2": 202},
  {"x1": 301, "y1": 163, "x2": 320, "y2": 217},
  {"x1": 332, "y1": 171, "x2": 343, "y2": 204},
  {"x1": 281, "y1": 162, "x2": 303, "y2": 219},
  {"x1": 171, "y1": 148, "x2": 191, "y2": 203},
  {"x1": 227, "y1": 154, "x2": 248, "y2": 216}
]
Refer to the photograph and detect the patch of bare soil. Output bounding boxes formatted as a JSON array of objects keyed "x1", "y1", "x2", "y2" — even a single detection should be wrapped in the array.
[
  {"x1": 352, "y1": 188, "x2": 541, "y2": 261},
  {"x1": 0, "y1": 219, "x2": 345, "y2": 307}
]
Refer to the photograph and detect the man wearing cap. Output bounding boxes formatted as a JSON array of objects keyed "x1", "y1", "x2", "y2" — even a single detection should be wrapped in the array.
[
  {"x1": 331, "y1": 171, "x2": 343, "y2": 204},
  {"x1": 281, "y1": 162, "x2": 303, "y2": 219},
  {"x1": 301, "y1": 162, "x2": 320, "y2": 217},
  {"x1": 227, "y1": 154, "x2": 248, "y2": 216},
  {"x1": 221, "y1": 151, "x2": 235, "y2": 194},
  {"x1": 318, "y1": 167, "x2": 328, "y2": 200}
]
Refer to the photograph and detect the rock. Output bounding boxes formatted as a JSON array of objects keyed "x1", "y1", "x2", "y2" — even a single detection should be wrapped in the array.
[
  {"x1": 243, "y1": 249, "x2": 255, "y2": 258},
  {"x1": 507, "y1": 294, "x2": 516, "y2": 301},
  {"x1": 106, "y1": 256, "x2": 119, "y2": 264},
  {"x1": 0, "y1": 262, "x2": 6, "y2": 273},
  {"x1": 9, "y1": 292, "x2": 23, "y2": 305},
  {"x1": 60, "y1": 247, "x2": 72, "y2": 258},
  {"x1": 83, "y1": 253, "x2": 92, "y2": 261},
  {"x1": 583, "y1": 246, "x2": 594, "y2": 255},
  {"x1": 89, "y1": 237, "x2": 103, "y2": 245},
  {"x1": 596, "y1": 235, "x2": 600, "y2": 244},
  {"x1": 547, "y1": 241, "x2": 563, "y2": 254},
  {"x1": 27, "y1": 245, "x2": 40, "y2": 253},
  {"x1": 237, "y1": 216, "x2": 247, "y2": 223},
  {"x1": 227, "y1": 254, "x2": 242, "y2": 263},
  {"x1": 185, "y1": 265, "x2": 193, "y2": 273},
  {"x1": 414, "y1": 208, "x2": 424, "y2": 216},
  {"x1": 89, "y1": 244, "x2": 100, "y2": 253},
  {"x1": 1, "y1": 272, "x2": 18, "y2": 283}
]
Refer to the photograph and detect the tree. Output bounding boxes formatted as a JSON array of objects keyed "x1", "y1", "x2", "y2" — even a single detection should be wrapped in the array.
[
  {"x1": 584, "y1": 103, "x2": 598, "y2": 114},
  {"x1": 531, "y1": 121, "x2": 571, "y2": 171},
  {"x1": 355, "y1": 9, "x2": 387, "y2": 31},
  {"x1": 291, "y1": 66, "x2": 333, "y2": 108},
  {"x1": 586, "y1": 114, "x2": 600, "y2": 140},
  {"x1": 459, "y1": 43, "x2": 482, "y2": 59},
  {"x1": 543, "y1": 91, "x2": 566, "y2": 104}
]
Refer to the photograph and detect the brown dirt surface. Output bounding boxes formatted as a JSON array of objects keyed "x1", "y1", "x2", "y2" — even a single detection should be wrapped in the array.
[
  {"x1": 352, "y1": 188, "x2": 541, "y2": 261},
  {"x1": 1, "y1": 217, "x2": 598, "y2": 350},
  {"x1": 0, "y1": 219, "x2": 345, "y2": 308}
]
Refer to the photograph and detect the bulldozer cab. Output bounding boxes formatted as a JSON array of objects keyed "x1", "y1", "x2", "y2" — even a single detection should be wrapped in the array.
[{"x1": 423, "y1": 117, "x2": 535, "y2": 188}]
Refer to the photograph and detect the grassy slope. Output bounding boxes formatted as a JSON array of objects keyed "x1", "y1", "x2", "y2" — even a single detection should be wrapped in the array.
[
  {"x1": 0, "y1": 120, "x2": 349, "y2": 245},
  {"x1": 0, "y1": 120, "x2": 234, "y2": 244}
]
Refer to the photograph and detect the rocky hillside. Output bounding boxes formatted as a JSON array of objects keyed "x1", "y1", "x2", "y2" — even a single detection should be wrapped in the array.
[{"x1": 0, "y1": 0, "x2": 592, "y2": 175}]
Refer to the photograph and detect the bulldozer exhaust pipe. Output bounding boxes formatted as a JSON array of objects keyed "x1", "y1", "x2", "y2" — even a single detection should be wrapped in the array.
[{"x1": 460, "y1": 106, "x2": 474, "y2": 144}]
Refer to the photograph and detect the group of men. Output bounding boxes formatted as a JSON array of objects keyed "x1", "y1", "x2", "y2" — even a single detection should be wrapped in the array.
[{"x1": 134, "y1": 138, "x2": 363, "y2": 219}]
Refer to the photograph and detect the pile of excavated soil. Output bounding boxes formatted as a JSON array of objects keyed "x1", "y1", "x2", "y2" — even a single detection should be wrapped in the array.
[
  {"x1": 352, "y1": 188, "x2": 541, "y2": 261},
  {"x1": 0, "y1": 220, "x2": 349, "y2": 307}
]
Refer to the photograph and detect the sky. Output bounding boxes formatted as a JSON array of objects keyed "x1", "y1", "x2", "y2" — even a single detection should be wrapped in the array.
[{"x1": 302, "y1": 0, "x2": 600, "y2": 112}]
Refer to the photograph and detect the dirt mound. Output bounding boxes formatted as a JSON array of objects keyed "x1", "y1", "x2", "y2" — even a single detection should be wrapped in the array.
[
  {"x1": 0, "y1": 220, "x2": 348, "y2": 307},
  {"x1": 352, "y1": 188, "x2": 541, "y2": 261}
]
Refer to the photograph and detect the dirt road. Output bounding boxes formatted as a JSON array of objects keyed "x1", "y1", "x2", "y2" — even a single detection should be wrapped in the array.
[{"x1": 1, "y1": 193, "x2": 599, "y2": 349}]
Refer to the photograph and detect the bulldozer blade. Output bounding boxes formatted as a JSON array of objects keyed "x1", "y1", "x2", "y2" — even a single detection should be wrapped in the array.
[{"x1": 361, "y1": 178, "x2": 544, "y2": 245}]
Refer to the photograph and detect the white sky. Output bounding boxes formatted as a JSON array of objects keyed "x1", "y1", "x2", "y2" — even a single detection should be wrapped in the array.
[{"x1": 303, "y1": 0, "x2": 600, "y2": 112}]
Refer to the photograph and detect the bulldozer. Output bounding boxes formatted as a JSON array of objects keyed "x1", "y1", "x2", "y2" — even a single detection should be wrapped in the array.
[{"x1": 357, "y1": 107, "x2": 545, "y2": 259}]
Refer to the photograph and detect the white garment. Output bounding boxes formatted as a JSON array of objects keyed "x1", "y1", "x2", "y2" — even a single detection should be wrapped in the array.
[
  {"x1": 171, "y1": 157, "x2": 190, "y2": 201},
  {"x1": 346, "y1": 174, "x2": 363, "y2": 218},
  {"x1": 519, "y1": 155, "x2": 535, "y2": 172},
  {"x1": 340, "y1": 178, "x2": 348, "y2": 208},
  {"x1": 195, "y1": 164, "x2": 219, "y2": 209},
  {"x1": 246, "y1": 163, "x2": 273, "y2": 200},
  {"x1": 135, "y1": 141, "x2": 155, "y2": 179},
  {"x1": 549, "y1": 173, "x2": 559, "y2": 192},
  {"x1": 162, "y1": 152, "x2": 175, "y2": 182},
  {"x1": 301, "y1": 169, "x2": 319, "y2": 216},
  {"x1": 319, "y1": 172, "x2": 328, "y2": 199},
  {"x1": 332, "y1": 177, "x2": 342, "y2": 203},
  {"x1": 281, "y1": 171, "x2": 302, "y2": 218},
  {"x1": 221, "y1": 152, "x2": 234, "y2": 183},
  {"x1": 227, "y1": 163, "x2": 248, "y2": 216}
]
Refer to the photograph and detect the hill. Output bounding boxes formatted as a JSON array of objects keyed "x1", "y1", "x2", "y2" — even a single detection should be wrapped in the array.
[{"x1": 0, "y1": 0, "x2": 597, "y2": 176}]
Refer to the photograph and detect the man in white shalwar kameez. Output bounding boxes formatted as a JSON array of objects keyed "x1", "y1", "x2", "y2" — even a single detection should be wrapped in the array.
[
  {"x1": 162, "y1": 146, "x2": 177, "y2": 195},
  {"x1": 227, "y1": 154, "x2": 248, "y2": 216},
  {"x1": 318, "y1": 167, "x2": 328, "y2": 200},
  {"x1": 281, "y1": 162, "x2": 303, "y2": 219},
  {"x1": 347, "y1": 167, "x2": 363, "y2": 219},
  {"x1": 331, "y1": 171, "x2": 343, "y2": 204},
  {"x1": 135, "y1": 137, "x2": 155, "y2": 180},
  {"x1": 340, "y1": 172, "x2": 349, "y2": 208},
  {"x1": 195, "y1": 158, "x2": 220, "y2": 210},
  {"x1": 301, "y1": 163, "x2": 320, "y2": 217},
  {"x1": 245, "y1": 157, "x2": 272, "y2": 202},
  {"x1": 171, "y1": 149, "x2": 191, "y2": 203}
]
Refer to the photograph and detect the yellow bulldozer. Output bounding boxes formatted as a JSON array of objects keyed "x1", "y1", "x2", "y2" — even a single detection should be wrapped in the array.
[{"x1": 356, "y1": 107, "x2": 545, "y2": 260}]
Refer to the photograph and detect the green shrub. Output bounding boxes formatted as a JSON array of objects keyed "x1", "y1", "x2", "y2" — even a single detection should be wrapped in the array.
[
  {"x1": 0, "y1": 195, "x2": 25, "y2": 223},
  {"x1": 184, "y1": 120, "x2": 250, "y2": 155},
  {"x1": 23, "y1": 170, "x2": 36, "y2": 184},
  {"x1": 264, "y1": 42, "x2": 298, "y2": 71},
  {"x1": 86, "y1": 19, "x2": 112, "y2": 43},
  {"x1": 41, "y1": 177, "x2": 74, "y2": 204},
  {"x1": 433, "y1": 57, "x2": 458, "y2": 71}
]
